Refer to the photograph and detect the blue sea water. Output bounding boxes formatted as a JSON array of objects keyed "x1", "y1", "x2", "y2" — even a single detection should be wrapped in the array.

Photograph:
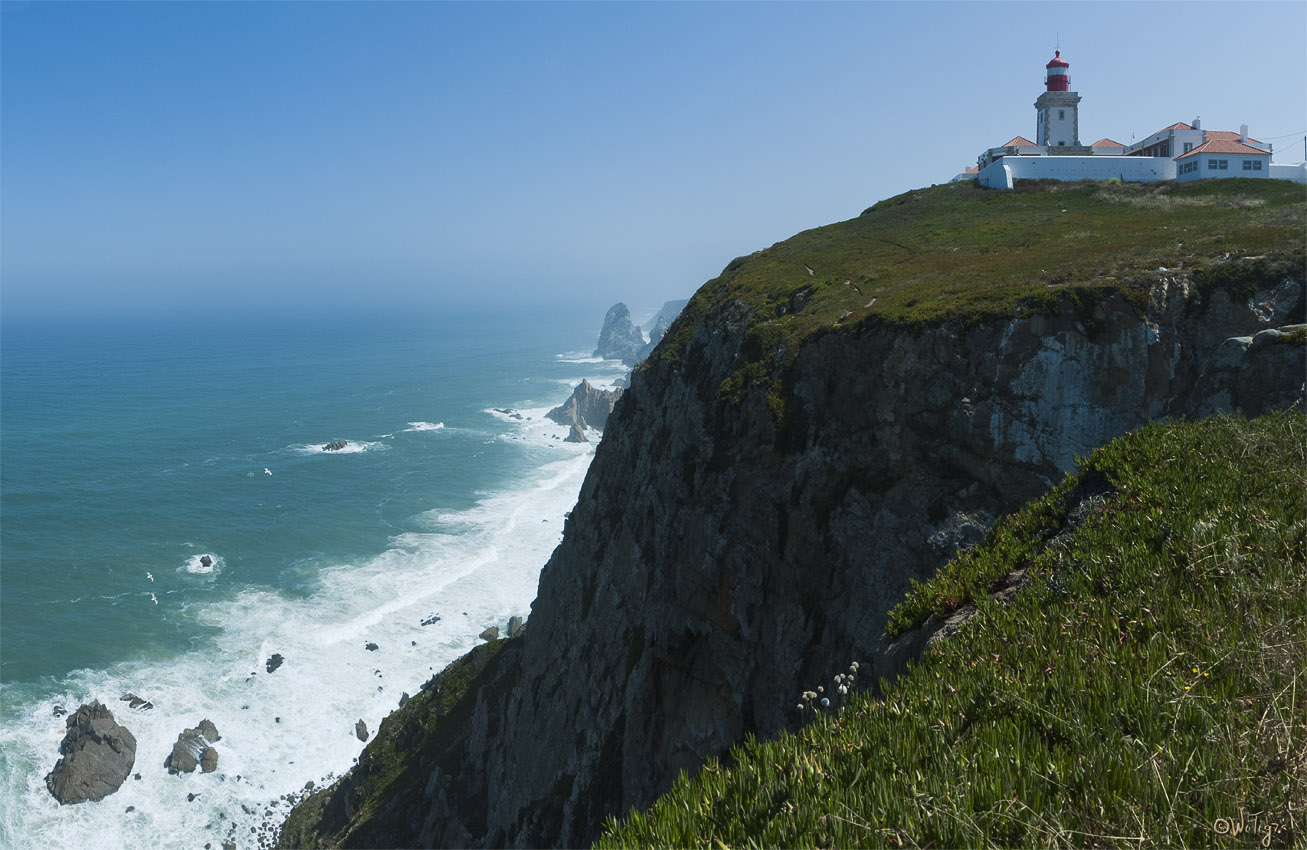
[{"x1": 0, "y1": 305, "x2": 626, "y2": 848}]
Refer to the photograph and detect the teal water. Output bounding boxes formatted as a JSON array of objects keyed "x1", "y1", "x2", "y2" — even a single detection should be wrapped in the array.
[{"x1": 0, "y1": 305, "x2": 625, "y2": 848}]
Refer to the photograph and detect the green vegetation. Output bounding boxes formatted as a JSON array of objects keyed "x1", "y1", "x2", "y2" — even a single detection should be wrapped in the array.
[
  {"x1": 597, "y1": 413, "x2": 1307, "y2": 848},
  {"x1": 277, "y1": 639, "x2": 510, "y2": 848},
  {"x1": 653, "y1": 179, "x2": 1305, "y2": 404}
]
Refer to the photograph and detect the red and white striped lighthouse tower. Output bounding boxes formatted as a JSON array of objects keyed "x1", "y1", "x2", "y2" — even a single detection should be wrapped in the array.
[
  {"x1": 1045, "y1": 49, "x2": 1070, "y2": 91},
  {"x1": 1035, "y1": 49, "x2": 1080, "y2": 148}
]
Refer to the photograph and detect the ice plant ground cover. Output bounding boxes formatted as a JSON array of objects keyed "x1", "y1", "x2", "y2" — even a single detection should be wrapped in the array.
[{"x1": 597, "y1": 411, "x2": 1307, "y2": 848}]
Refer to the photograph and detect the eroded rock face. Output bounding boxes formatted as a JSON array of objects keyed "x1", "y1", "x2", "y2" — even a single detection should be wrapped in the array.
[
  {"x1": 45, "y1": 701, "x2": 137, "y2": 804},
  {"x1": 284, "y1": 275, "x2": 1305, "y2": 849},
  {"x1": 593, "y1": 303, "x2": 645, "y2": 364},
  {"x1": 547, "y1": 380, "x2": 622, "y2": 432}
]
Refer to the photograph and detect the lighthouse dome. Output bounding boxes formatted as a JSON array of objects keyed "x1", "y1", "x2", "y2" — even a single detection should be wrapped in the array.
[{"x1": 1044, "y1": 49, "x2": 1070, "y2": 91}]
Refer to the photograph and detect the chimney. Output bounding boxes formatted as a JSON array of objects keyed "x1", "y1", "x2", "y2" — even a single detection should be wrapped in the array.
[
  {"x1": 1240, "y1": 124, "x2": 1248, "y2": 143},
  {"x1": 1192, "y1": 116, "x2": 1201, "y2": 130}
]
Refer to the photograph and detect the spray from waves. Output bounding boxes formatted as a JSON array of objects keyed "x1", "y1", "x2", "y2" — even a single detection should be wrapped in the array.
[
  {"x1": 0, "y1": 447, "x2": 594, "y2": 850},
  {"x1": 290, "y1": 440, "x2": 387, "y2": 455},
  {"x1": 402, "y1": 421, "x2": 445, "y2": 432},
  {"x1": 181, "y1": 553, "x2": 223, "y2": 576}
]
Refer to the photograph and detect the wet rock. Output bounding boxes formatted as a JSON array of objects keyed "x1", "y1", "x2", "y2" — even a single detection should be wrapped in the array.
[
  {"x1": 323, "y1": 439, "x2": 349, "y2": 452},
  {"x1": 200, "y1": 554, "x2": 214, "y2": 568},
  {"x1": 44, "y1": 701, "x2": 137, "y2": 804},
  {"x1": 355, "y1": 720, "x2": 368, "y2": 742},
  {"x1": 420, "y1": 613, "x2": 441, "y2": 626},
  {"x1": 479, "y1": 626, "x2": 500, "y2": 642},
  {"x1": 52, "y1": 705, "x2": 66, "y2": 718},
  {"x1": 398, "y1": 692, "x2": 410, "y2": 708},
  {"x1": 364, "y1": 642, "x2": 379, "y2": 652},
  {"x1": 119, "y1": 693, "x2": 152, "y2": 710},
  {"x1": 165, "y1": 720, "x2": 220, "y2": 775},
  {"x1": 265, "y1": 653, "x2": 284, "y2": 674},
  {"x1": 508, "y1": 616, "x2": 526, "y2": 639}
]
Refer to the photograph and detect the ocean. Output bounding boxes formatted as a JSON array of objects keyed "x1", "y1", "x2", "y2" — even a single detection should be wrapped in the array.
[{"x1": 0, "y1": 305, "x2": 627, "y2": 848}]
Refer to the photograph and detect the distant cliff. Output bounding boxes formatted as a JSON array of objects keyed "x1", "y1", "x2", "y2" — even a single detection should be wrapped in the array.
[{"x1": 279, "y1": 179, "x2": 1305, "y2": 849}]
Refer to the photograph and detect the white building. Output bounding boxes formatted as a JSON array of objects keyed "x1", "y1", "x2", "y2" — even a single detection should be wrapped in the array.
[{"x1": 963, "y1": 51, "x2": 1306, "y2": 189}]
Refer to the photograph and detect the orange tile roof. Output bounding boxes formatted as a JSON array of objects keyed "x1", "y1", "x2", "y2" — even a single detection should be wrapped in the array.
[
  {"x1": 1174, "y1": 138, "x2": 1271, "y2": 159},
  {"x1": 1206, "y1": 130, "x2": 1263, "y2": 144},
  {"x1": 1152, "y1": 121, "x2": 1194, "y2": 135},
  {"x1": 1000, "y1": 135, "x2": 1037, "y2": 147},
  {"x1": 1091, "y1": 138, "x2": 1125, "y2": 148},
  {"x1": 964, "y1": 166, "x2": 979, "y2": 174}
]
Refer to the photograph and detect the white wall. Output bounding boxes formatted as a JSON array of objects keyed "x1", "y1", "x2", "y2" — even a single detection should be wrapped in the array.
[
  {"x1": 1178, "y1": 153, "x2": 1271, "y2": 182},
  {"x1": 1269, "y1": 162, "x2": 1307, "y2": 183},
  {"x1": 978, "y1": 156, "x2": 1174, "y2": 189}
]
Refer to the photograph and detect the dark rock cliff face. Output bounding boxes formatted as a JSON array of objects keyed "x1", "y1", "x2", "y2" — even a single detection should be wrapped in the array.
[{"x1": 283, "y1": 275, "x2": 1304, "y2": 849}]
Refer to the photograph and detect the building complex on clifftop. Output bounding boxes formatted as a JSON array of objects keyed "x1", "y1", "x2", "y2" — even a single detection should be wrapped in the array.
[{"x1": 957, "y1": 50, "x2": 1305, "y2": 189}]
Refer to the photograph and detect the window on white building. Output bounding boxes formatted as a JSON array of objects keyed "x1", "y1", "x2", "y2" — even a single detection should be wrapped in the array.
[
  {"x1": 1059, "y1": 109, "x2": 1065, "y2": 120},
  {"x1": 1243, "y1": 160, "x2": 1253, "y2": 170},
  {"x1": 1208, "y1": 159, "x2": 1218, "y2": 170},
  {"x1": 1254, "y1": 160, "x2": 1263, "y2": 170},
  {"x1": 1218, "y1": 159, "x2": 1228, "y2": 170},
  {"x1": 1183, "y1": 142, "x2": 1194, "y2": 153}
]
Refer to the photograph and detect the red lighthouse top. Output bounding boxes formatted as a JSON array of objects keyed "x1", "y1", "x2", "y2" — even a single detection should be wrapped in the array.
[{"x1": 1045, "y1": 50, "x2": 1070, "y2": 91}]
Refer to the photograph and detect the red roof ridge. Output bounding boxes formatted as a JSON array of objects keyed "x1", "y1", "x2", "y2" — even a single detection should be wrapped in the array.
[
  {"x1": 1206, "y1": 129, "x2": 1263, "y2": 144},
  {"x1": 999, "y1": 135, "x2": 1037, "y2": 147},
  {"x1": 1150, "y1": 121, "x2": 1194, "y2": 135},
  {"x1": 1175, "y1": 138, "x2": 1271, "y2": 159},
  {"x1": 1091, "y1": 138, "x2": 1125, "y2": 148}
]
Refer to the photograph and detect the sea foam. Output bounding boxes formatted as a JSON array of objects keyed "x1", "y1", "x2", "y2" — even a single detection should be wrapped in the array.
[{"x1": 0, "y1": 438, "x2": 594, "y2": 850}]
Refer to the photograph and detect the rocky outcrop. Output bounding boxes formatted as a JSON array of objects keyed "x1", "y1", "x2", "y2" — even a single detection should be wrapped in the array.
[
  {"x1": 508, "y1": 616, "x2": 526, "y2": 639},
  {"x1": 564, "y1": 425, "x2": 587, "y2": 443},
  {"x1": 637, "y1": 299, "x2": 689, "y2": 360},
  {"x1": 479, "y1": 626, "x2": 501, "y2": 642},
  {"x1": 355, "y1": 720, "x2": 368, "y2": 742},
  {"x1": 266, "y1": 653, "x2": 284, "y2": 674},
  {"x1": 593, "y1": 303, "x2": 645, "y2": 364},
  {"x1": 547, "y1": 380, "x2": 622, "y2": 432},
  {"x1": 45, "y1": 701, "x2": 137, "y2": 804},
  {"x1": 165, "y1": 719, "x2": 221, "y2": 775},
  {"x1": 323, "y1": 440, "x2": 349, "y2": 452},
  {"x1": 281, "y1": 273, "x2": 1304, "y2": 849}
]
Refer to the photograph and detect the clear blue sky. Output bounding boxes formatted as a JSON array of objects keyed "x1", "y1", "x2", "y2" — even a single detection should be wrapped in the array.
[{"x1": 3, "y1": 1, "x2": 1304, "y2": 321}]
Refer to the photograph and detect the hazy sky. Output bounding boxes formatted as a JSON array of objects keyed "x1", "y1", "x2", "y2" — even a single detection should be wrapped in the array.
[{"x1": 3, "y1": 1, "x2": 1304, "y2": 321}]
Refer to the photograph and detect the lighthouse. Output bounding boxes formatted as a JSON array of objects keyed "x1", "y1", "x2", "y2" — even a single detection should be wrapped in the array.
[{"x1": 1034, "y1": 49, "x2": 1081, "y2": 148}]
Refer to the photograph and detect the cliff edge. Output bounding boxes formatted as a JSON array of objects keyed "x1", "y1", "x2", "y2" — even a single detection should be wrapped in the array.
[{"x1": 279, "y1": 179, "x2": 1305, "y2": 849}]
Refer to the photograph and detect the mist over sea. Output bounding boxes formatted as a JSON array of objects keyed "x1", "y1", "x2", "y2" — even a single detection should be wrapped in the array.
[{"x1": 0, "y1": 305, "x2": 625, "y2": 848}]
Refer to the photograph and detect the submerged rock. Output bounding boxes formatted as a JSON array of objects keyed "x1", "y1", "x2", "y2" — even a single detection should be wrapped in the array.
[{"x1": 45, "y1": 701, "x2": 137, "y2": 804}]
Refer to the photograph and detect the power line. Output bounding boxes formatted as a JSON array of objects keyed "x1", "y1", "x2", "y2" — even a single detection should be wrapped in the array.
[{"x1": 1258, "y1": 130, "x2": 1307, "y2": 140}]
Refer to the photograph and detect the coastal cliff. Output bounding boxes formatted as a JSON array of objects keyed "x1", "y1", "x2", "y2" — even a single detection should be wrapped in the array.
[{"x1": 279, "y1": 180, "x2": 1305, "y2": 849}]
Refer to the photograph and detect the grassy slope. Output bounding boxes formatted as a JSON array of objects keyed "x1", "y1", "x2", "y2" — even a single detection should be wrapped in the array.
[
  {"x1": 597, "y1": 413, "x2": 1307, "y2": 848},
  {"x1": 655, "y1": 179, "x2": 1305, "y2": 386}
]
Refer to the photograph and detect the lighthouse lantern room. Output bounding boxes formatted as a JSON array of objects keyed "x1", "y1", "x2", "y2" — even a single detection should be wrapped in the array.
[{"x1": 1034, "y1": 50, "x2": 1081, "y2": 148}]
